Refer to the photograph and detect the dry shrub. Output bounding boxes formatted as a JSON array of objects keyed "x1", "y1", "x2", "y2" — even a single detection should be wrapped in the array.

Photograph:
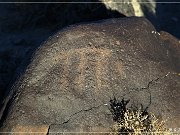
[{"x1": 109, "y1": 98, "x2": 170, "y2": 135}]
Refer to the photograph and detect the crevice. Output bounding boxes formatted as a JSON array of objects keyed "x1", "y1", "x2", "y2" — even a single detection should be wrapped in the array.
[
  {"x1": 46, "y1": 125, "x2": 50, "y2": 135},
  {"x1": 117, "y1": 72, "x2": 171, "y2": 112},
  {"x1": 46, "y1": 104, "x2": 103, "y2": 134},
  {"x1": 120, "y1": 72, "x2": 171, "y2": 98},
  {"x1": 135, "y1": 72, "x2": 170, "y2": 91},
  {"x1": 62, "y1": 104, "x2": 103, "y2": 125}
]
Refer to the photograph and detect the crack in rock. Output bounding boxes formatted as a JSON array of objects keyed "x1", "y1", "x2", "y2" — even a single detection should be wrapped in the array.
[
  {"x1": 120, "y1": 72, "x2": 171, "y2": 98},
  {"x1": 62, "y1": 104, "x2": 103, "y2": 124},
  {"x1": 47, "y1": 104, "x2": 103, "y2": 134},
  {"x1": 117, "y1": 72, "x2": 171, "y2": 113},
  {"x1": 46, "y1": 72, "x2": 173, "y2": 134}
]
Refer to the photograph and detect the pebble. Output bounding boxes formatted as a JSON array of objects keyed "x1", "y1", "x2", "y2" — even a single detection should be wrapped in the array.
[
  {"x1": 120, "y1": 49, "x2": 124, "y2": 52},
  {"x1": 88, "y1": 42, "x2": 93, "y2": 46},
  {"x1": 48, "y1": 95, "x2": 53, "y2": 100},
  {"x1": 116, "y1": 41, "x2": 120, "y2": 45},
  {"x1": 152, "y1": 31, "x2": 160, "y2": 35}
]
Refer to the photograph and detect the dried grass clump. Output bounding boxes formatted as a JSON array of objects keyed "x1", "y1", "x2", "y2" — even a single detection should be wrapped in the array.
[{"x1": 109, "y1": 98, "x2": 170, "y2": 135}]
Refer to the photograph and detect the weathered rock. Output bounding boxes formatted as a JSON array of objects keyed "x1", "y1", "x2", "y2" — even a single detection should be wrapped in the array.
[
  {"x1": 0, "y1": 1, "x2": 125, "y2": 105},
  {"x1": 159, "y1": 31, "x2": 180, "y2": 72},
  {"x1": 0, "y1": 17, "x2": 179, "y2": 133},
  {"x1": 102, "y1": 0, "x2": 180, "y2": 38},
  {"x1": 101, "y1": 0, "x2": 156, "y2": 17},
  {"x1": 101, "y1": 0, "x2": 136, "y2": 16}
]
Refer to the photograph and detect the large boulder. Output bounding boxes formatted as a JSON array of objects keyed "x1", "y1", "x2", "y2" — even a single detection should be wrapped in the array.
[
  {"x1": 102, "y1": 0, "x2": 180, "y2": 38},
  {"x1": 101, "y1": 0, "x2": 156, "y2": 17},
  {"x1": 0, "y1": 1, "x2": 125, "y2": 105},
  {"x1": 0, "y1": 17, "x2": 179, "y2": 133}
]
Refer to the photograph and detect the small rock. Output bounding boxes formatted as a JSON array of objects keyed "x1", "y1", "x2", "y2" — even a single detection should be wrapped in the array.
[{"x1": 116, "y1": 41, "x2": 120, "y2": 45}]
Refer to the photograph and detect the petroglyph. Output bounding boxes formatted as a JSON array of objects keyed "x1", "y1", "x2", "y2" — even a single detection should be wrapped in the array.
[
  {"x1": 55, "y1": 48, "x2": 112, "y2": 93},
  {"x1": 1, "y1": 17, "x2": 180, "y2": 133},
  {"x1": 28, "y1": 47, "x2": 115, "y2": 94}
]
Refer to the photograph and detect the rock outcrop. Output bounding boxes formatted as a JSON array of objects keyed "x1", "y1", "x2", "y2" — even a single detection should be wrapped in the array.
[
  {"x1": 101, "y1": 0, "x2": 156, "y2": 17},
  {"x1": 102, "y1": 0, "x2": 180, "y2": 39},
  {"x1": 0, "y1": 1, "x2": 125, "y2": 106},
  {"x1": 0, "y1": 17, "x2": 179, "y2": 134}
]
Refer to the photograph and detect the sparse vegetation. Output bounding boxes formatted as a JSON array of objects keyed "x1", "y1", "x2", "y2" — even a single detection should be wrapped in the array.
[{"x1": 109, "y1": 97, "x2": 170, "y2": 135}]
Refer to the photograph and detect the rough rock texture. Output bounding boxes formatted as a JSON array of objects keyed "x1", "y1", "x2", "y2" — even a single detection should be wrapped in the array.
[
  {"x1": 101, "y1": 0, "x2": 136, "y2": 16},
  {"x1": 0, "y1": 17, "x2": 180, "y2": 133},
  {"x1": 101, "y1": 0, "x2": 155, "y2": 17},
  {"x1": 159, "y1": 31, "x2": 180, "y2": 72},
  {"x1": 102, "y1": 0, "x2": 180, "y2": 38},
  {"x1": 0, "y1": 2, "x2": 125, "y2": 105}
]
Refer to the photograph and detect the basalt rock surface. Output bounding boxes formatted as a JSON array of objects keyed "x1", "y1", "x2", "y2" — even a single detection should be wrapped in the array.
[{"x1": 0, "y1": 17, "x2": 179, "y2": 134}]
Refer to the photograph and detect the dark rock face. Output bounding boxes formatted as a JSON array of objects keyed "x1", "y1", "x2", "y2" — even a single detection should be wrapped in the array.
[
  {"x1": 159, "y1": 31, "x2": 180, "y2": 72},
  {"x1": 0, "y1": 2, "x2": 125, "y2": 107},
  {"x1": 0, "y1": 17, "x2": 179, "y2": 133},
  {"x1": 103, "y1": 0, "x2": 180, "y2": 38}
]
